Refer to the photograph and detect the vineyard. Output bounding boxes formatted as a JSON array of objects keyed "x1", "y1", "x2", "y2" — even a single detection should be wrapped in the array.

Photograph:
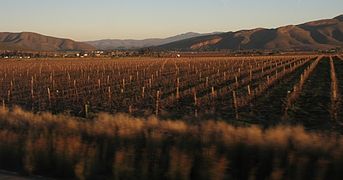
[
  {"x1": 0, "y1": 55, "x2": 343, "y2": 130},
  {"x1": 2, "y1": 55, "x2": 343, "y2": 179}
]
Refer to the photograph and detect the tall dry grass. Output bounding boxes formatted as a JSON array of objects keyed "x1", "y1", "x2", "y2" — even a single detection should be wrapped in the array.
[{"x1": 0, "y1": 107, "x2": 343, "y2": 179}]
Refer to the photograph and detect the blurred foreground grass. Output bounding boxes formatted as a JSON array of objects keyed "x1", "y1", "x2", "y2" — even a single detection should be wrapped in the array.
[{"x1": 0, "y1": 107, "x2": 342, "y2": 180}]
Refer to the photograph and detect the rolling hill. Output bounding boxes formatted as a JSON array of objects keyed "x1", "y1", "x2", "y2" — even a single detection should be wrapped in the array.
[
  {"x1": 0, "y1": 32, "x2": 95, "y2": 51},
  {"x1": 157, "y1": 15, "x2": 343, "y2": 51},
  {"x1": 86, "y1": 32, "x2": 221, "y2": 50}
]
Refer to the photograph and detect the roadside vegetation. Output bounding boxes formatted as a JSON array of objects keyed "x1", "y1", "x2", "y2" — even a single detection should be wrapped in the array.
[{"x1": 1, "y1": 107, "x2": 343, "y2": 179}]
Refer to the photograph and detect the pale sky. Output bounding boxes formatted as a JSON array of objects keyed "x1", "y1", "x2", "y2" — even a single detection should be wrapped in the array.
[{"x1": 1, "y1": 0, "x2": 342, "y2": 41}]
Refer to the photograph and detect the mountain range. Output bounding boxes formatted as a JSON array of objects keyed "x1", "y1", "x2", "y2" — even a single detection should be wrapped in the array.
[
  {"x1": 86, "y1": 32, "x2": 221, "y2": 50},
  {"x1": 157, "y1": 15, "x2": 343, "y2": 51},
  {"x1": 0, "y1": 32, "x2": 94, "y2": 51},
  {"x1": 0, "y1": 15, "x2": 342, "y2": 52}
]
